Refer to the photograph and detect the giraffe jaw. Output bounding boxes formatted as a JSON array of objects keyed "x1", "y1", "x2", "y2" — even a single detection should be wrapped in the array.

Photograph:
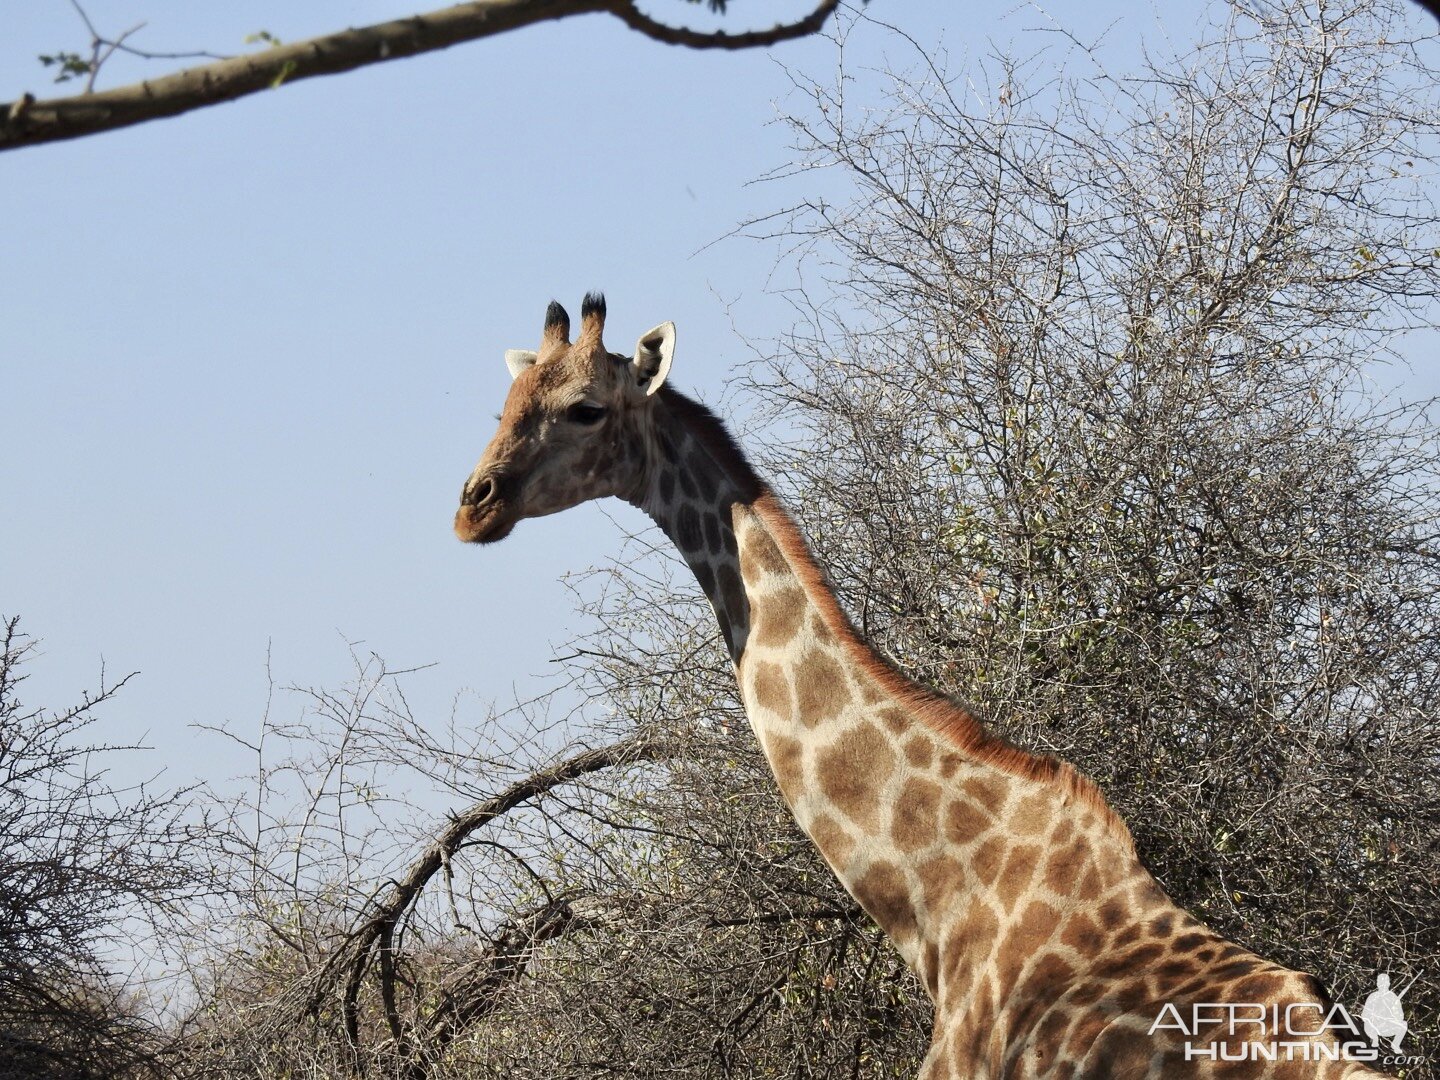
[{"x1": 453, "y1": 502, "x2": 518, "y2": 544}]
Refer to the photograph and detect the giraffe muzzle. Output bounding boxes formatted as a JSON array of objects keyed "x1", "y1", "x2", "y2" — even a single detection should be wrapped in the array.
[{"x1": 454, "y1": 471, "x2": 516, "y2": 544}]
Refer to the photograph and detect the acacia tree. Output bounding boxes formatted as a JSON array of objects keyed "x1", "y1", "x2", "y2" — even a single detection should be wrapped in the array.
[
  {"x1": 0, "y1": 0, "x2": 840, "y2": 152},
  {"x1": 744, "y1": 0, "x2": 1440, "y2": 1053}
]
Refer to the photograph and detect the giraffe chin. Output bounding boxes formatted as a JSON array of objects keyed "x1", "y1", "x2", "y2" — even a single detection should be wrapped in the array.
[{"x1": 453, "y1": 504, "x2": 517, "y2": 544}]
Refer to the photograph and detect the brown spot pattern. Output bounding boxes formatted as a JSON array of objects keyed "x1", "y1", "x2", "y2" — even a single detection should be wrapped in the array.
[
  {"x1": 944, "y1": 798, "x2": 994, "y2": 845},
  {"x1": 752, "y1": 585, "x2": 806, "y2": 648},
  {"x1": 920, "y1": 941, "x2": 942, "y2": 998},
  {"x1": 1044, "y1": 838, "x2": 1090, "y2": 896},
  {"x1": 904, "y1": 734, "x2": 934, "y2": 769},
  {"x1": 1019, "y1": 950, "x2": 1077, "y2": 1002},
  {"x1": 751, "y1": 661, "x2": 791, "y2": 717},
  {"x1": 963, "y1": 776, "x2": 1008, "y2": 816},
  {"x1": 1097, "y1": 898, "x2": 1125, "y2": 930},
  {"x1": 793, "y1": 648, "x2": 849, "y2": 726},
  {"x1": 918, "y1": 854, "x2": 966, "y2": 917},
  {"x1": 880, "y1": 706, "x2": 911, "y2": 734},
  {"x1": 892, "y1": 777, "x2": 942, "y2": 852},
  {"x1": 1011, "y1": 789, "x2": 1051, "y2": 835},
  {"x1": 817, "y1": 723, "x2": 894, "y2": 831},
  {"x1": 856, "y1": 677, "x2": 886, "y2": 704},
  {"x1": 762, "y1": 732, "x2": 806, "y2": 802},
  {"x1": 1051, "y1": 817, "x2": 1075, "y2": 846},
  {"x1": 808, "y1": 812, "x2": 856, "y2": 871},
  {"x1": 1063, "y1": 1013, "x2": 1109, "y2": 1061},
  {"x1": 852, "y1": 861, "x2": 916, "y2": 940},
  {"x1": 739, "y1": 524, "x2": 788, "y2": 584},
  {"x1": 1112, "y1": 924, "x2": 1141, "y2": 948},
  {"x1": 997, "y1": 842, "x2": 1043, "y2": 911},
  {"x1": 1060, "y1": 912, "x2": 1104, "y2": 956},
  {"x1": 971, "y1": 836, "x2": 1005, "y2": 887}
]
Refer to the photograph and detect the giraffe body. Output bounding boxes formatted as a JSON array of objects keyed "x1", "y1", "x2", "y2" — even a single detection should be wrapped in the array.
[{"x1": 455, "y1": 297, "x2": 1386, "y2": 1079}]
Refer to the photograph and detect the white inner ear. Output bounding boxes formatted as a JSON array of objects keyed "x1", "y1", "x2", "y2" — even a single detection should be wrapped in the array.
[
  {"x1": 632, "y1": 321, "x2": 675, "y2": 396},
  {"x1": 505, "y1": 349, "x2": 539, "y2": 380}
]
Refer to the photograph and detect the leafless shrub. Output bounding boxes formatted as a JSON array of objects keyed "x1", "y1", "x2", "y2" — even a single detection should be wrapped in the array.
[{"x1": 0, "y1": 617, "x2": 220, "y2": 1080}]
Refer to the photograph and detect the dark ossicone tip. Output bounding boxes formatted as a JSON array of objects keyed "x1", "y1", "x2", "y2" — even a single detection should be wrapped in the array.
[
  {"x1": 544, "y1": 300, "x2": 570, "y2": 332},
  {"x1": 581, "y1": 291, "x2": 606, "y2": 323}
]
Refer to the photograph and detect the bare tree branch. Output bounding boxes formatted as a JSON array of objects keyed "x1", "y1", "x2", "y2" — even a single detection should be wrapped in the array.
[
  {"x1": 0, "y1": 0, "x2": 842, "y2": 153},
  {"x1": 300, "y1": 730, "x2": 671, "y2": 1060},
  {"x1": 607, "y1": 0, "x2": 841, "y2": 49}
]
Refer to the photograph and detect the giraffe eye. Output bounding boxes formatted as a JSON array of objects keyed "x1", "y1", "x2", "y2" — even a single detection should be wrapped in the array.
[{"x1": 567, "y1": 402, "x2": 606, "y2": 425}]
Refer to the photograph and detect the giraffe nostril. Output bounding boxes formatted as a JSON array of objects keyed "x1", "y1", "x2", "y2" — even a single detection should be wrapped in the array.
[{"x1": 464, "y1": 474, "x2": 498, "y2": 507}]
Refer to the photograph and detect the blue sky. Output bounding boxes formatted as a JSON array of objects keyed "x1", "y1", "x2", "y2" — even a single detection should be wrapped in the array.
[{"x1": 2, "y1": 1, "x2": 1436, "y2": 796}]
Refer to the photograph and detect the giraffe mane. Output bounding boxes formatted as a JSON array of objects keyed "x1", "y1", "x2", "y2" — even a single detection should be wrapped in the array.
[{"x1": 658, "y1": 386, "x2": 1131, "y2": 847}]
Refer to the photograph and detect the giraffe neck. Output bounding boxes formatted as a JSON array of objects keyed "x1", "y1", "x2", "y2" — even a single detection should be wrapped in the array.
[{"x1": 630, "y1": 389, "x2": 1166, "y2": 1007}]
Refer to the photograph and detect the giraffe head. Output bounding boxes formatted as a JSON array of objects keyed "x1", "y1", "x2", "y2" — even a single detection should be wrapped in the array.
[{"x1": 455, "y1": 293, "x2": 675, "y2": 544}]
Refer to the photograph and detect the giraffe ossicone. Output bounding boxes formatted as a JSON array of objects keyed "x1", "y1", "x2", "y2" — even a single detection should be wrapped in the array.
[{"x1": 455, "y1": 296, "x2": 1384, "y2": 1078}]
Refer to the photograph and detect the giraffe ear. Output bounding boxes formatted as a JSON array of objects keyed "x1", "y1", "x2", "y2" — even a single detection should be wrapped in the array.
[
  {"x1": 631, "y1": 322, "x2": 674, "y2": 396},
  {"x1": 504, "y1": 349, "x2": 539, "y2": 380}
]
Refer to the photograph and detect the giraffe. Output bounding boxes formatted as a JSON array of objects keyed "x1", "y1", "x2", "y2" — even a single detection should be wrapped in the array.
[{"x1": 454, "y1": 295, "x2": 1388, "y2": 1079}]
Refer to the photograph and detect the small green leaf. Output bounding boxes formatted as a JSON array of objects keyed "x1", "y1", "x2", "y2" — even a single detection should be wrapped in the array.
[{"x1": 37, "y1": 51, "x2": 93, "y2": 83}]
